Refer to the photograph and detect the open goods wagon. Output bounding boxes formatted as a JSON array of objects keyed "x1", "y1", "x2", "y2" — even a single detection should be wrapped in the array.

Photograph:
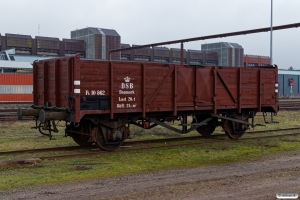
[{"x1": 18, "y1": 54, "x2": 278, "y2": 151}]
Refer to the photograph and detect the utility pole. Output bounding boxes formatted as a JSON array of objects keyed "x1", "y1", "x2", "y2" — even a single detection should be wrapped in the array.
[
  {"x1": 270, "y1": 0, "x2": 273, "y2": 65},
  {"x1": 38, "y1": 24, "x2": 40, "y2": 36}
]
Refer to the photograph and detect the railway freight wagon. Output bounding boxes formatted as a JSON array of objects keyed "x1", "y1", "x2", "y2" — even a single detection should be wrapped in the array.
[{"x1": 18, "y1": 54, "x2": 278, "y2": 151}]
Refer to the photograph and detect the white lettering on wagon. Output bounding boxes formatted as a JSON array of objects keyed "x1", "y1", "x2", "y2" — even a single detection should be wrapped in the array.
[
  {"x1": 121, "y1": 83, "x2": 134, "y2": 89},
  {"x1": 119, "y1": 90, "x2": 135, "y2": 94},
  {"x1": 85, "y1": 90, "x2": 105, "y2": 95},
  {"x1": 116, "y1": 103, "x2": 137, "y2": 109},
  {"x1": 117, "y1": 76, "x2": 137, "y2": 109}
]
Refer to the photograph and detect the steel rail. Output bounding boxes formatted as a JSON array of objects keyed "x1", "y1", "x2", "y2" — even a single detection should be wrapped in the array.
[
  {"x1": 1, "y1": 131, "x2": 299, "y2": 166},
  {"x1": 34, "y1": 131, "x2": 300, "y2": 160},
  {"x1": 1, "y1": 127, "x2": 300, "y2": 156}
]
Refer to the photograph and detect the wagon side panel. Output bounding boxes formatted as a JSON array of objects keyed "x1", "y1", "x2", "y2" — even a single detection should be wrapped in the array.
[
  {"x1": 144, "y1": 64, "x2": 174, "y2": 112},
  {"x1": 177, "y1": 67, "x2": 194, "y2": 109},
  {"x1": 79, "y1": 61, "x2": 110, "y2": 111},
  {"x1": 260, "y1": 68, "x2": 278, "y2": 112},
  {"x1": 240, "y1": 67, "x2": 278, "y2": 112},
  {"x1": 215, "y1": 67, "x2": 239, "y2": 109},
  {"x1": 195, "y1": 67, "x2": 214, "y2": 107},
  {"x1": 33, "y1": 57, "x2": 73, "y2": 107}
]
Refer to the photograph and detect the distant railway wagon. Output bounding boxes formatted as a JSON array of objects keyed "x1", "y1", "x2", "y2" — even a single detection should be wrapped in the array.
[{"x1": 18, "y1": 54, "x2": 278, "y2": 151}]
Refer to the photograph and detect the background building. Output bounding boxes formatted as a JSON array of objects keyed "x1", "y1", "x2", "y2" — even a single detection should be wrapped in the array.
[
  {"x1": 71, "y1": 27, "x2": 120, "y2": 60},
  {"x1": 0, "y1": 33, "x2": 85, "y2": 57},
  {"x1": 201, "y1": 42, "x2": 244, "y2": 66},
  {"x1": 0, "y1": 73, "x2": 32, "y2": 102},
  {"x1": 0, "y1": 30, "x2": 270, "y2": 67},
  {"x1": 0, "y1": 26, "x2": 287, "y2": 104},
  {"x1": 278, "y1": 70, "x2": 300, "y2": 97},
  {"x1": 119, "y1": 44, "x2": 219, "y2": 65},
  {"x1": 244, "y1": 54, "x2": 271, "y2": 66}
]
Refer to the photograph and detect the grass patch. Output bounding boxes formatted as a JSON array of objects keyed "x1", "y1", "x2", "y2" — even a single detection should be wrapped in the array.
[
  {"x1": 0, "y1": 111, "x2": 300, "y2": 190},
  {"x1": 1, "y1": 137, "x2": 300, "y2": 190},
  {"x1": 0, "y1": 121, "x2": 76, "y2": 151}
]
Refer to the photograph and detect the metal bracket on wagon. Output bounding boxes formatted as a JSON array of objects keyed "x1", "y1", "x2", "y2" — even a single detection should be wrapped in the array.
[
  {"x1": 150, "y1": 117, "x2": 213, "y2": 134},
  {"x1": 37, "y1": 109, "x2": 67, "y2": 140},
  {"x1": 210, "y1": 114, "x2": 251, "y2": 125},
  {"x1": 181, "y1": 117, "x2": 214, "y2": 133},
  {"x1": 262, "y1": 112, "x2": 279, "y2": 124}
]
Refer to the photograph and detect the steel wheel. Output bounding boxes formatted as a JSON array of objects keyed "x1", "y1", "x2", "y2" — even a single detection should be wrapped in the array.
[
  {"x1": 67, "y1": 123, "x2": 94, "y2": 147},
  {"x1": 222, "y1": 119, "x2": 246, "y2": 139},
  {"x1": 94, "y1": 125, "x2": 127, "y2": 151},
  {"x1": 71, "y1": 133, "x2": 93, "y2": 147},
  {"x1": 196, "y1": 125, "x2": 216, "y2": 137},
  {"x1": 193, "y1": 115, "x2": 216, "y2": 137}
]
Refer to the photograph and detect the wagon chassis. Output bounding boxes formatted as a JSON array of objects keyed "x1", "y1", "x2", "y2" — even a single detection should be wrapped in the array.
[
  {"x1": 19, "y1": 105, "x2": 263, "y2": 150},
  {"x1": 130, "y1": 112, "x2": 253, "y2": 139}
]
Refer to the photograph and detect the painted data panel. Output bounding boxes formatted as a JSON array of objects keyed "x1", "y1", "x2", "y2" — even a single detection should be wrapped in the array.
[{"x1": 113, "y1": 63, "x2": 142, "y2": 112}]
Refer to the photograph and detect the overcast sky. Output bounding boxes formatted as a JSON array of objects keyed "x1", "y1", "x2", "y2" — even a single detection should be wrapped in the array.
[{"x1": 1, "y1": 0, "x2": 300, "y2": 69}]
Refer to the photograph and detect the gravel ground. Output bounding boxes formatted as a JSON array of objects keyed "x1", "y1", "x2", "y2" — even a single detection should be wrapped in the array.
[{"x1": 1, "y1": 151, "x2": 300, "y2": 200}]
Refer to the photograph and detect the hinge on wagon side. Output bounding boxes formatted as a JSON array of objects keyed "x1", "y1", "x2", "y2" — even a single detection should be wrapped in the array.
[{"x1": 66, "y1": 95, "x2": 74, "y2": 110}]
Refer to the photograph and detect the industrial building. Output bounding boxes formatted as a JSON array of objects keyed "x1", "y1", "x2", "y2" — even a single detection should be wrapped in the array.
[
  {"x1": 0, "y1": 29, "x2": 270, "y2": 68},
  {"x1": 0, "y1": 33, "x2": 85, "y2": 57},
  {"x1": 201, "y1": 42, "x2": 244, "y2": 67},
  {"x1": 120, "y1": 44, "x2": 219, "y2": 65},
  {"x1": 0, "y1": 73, "x2": 32, "y2": 101},
  {"x1": 278, "y1": 70, "x2": 300, "y2": 97},
  {"x1": 1, "y1": 25, "x2": 297, "y2": 103},
  {"x1": 71, "y1": 27, "x2": 120, "y2": 60},
  {"x1": 244, "y1": 54, "x2": 270, "y2": 66}
]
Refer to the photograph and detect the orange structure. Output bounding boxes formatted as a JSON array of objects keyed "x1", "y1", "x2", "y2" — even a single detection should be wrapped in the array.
[{"x1": 0, "y1": 74, "x2": 33, "y2": 102}]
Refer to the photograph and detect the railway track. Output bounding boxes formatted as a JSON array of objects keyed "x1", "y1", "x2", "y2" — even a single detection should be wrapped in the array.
[
  {"x1": 1, "y1": 127, "x2": 299, "y2": 161},
  {"x1": 0, "y1": 107, "x2": 32, "y2": 121},
  {"x1": 37, "y1": 131, "x2": 300, "y2": 161},
  {"x1": 278, "y1": 98, "x2": 300, "y2": 110},
  {"x1": 0, "y1": 111, "x2": 32, "y2": 121}
]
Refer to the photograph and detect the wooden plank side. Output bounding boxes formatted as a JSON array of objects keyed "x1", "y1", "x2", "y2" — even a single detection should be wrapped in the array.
[
  {"x1": 144, "y1": 65, "x2": 174, "y2": 110},
  {"x1": 177, "y1": 67, "x2": 194, "y2": 106},
  {"x1": 261, "y1": 69, "x2": 277, "y2": 108},
  {"x1": 196, "y1": 67, "x2": 213, "y2": 104},
  {"x1": 57, "y1": 59, "x2": 71, "y2": 108},
  {"x1": 240, "y1": 68, "x2": 259, "y2": 107}
]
